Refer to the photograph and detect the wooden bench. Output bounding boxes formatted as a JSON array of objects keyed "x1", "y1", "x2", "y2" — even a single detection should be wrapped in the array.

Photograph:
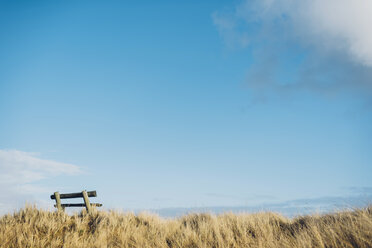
[{"x1": 51, "y1": 190, "x2": 102, "y2": 213}]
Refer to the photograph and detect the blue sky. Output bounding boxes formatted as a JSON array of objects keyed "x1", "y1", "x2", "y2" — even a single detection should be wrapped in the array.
[{"x1": 0, "y1": 0, "x2": 371, "y2": 215}]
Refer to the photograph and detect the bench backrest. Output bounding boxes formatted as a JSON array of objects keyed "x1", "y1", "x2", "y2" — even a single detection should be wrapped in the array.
[{"x1": 50, "y1": 190, "x2": 102, "y2": 213}]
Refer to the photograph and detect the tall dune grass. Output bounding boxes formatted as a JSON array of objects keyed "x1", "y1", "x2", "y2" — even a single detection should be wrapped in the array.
[{"x1": 0, "y1": 205, "x2": 371, "y2": 247}]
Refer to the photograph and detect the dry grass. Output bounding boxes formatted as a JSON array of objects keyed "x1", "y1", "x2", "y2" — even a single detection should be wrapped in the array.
[{"x1": 0, "y1": 205, "x2": 371, "y2": 248}]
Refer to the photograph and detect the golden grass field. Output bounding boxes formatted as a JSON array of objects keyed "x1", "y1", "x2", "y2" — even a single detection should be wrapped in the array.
[{"x1": 0, "y1": 205, "x2": 371, "y2": 248}]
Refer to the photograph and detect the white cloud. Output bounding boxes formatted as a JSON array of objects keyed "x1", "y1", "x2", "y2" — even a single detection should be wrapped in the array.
[
  {"x1": 265, "y1": 0, "x2": 372, "y2": 67},
  {"x1": 0, "y1": 150, "x2": 82, "y2": 214},
  {"x1": 215, "y1": 0, "x2": 372, "y2": 67}
]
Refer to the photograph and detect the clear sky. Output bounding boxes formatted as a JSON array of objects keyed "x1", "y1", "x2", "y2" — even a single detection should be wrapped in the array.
[{"x1": 1, "y1": 0, "x2": 371, "y2": 215}]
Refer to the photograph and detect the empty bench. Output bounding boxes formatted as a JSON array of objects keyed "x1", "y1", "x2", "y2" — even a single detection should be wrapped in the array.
[{"x1": 51, "y1": 190, "x2": 102, "y2": 213}]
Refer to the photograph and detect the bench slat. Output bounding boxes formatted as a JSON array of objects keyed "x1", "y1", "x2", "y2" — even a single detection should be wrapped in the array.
[
  {"x1": 50, "y1": 190, "x2": 97, "y2": 199},
  {"x1": 54, "y1": 203, "x2": 102, "y2": 207}
]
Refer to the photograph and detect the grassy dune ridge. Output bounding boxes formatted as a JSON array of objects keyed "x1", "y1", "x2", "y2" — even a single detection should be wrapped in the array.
[{"x1": 0, "y1": 206, "x2": 371, "y2": 247}]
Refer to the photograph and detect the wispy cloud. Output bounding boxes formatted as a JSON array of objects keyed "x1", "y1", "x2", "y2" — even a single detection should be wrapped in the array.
[
  {"x1": 0, "y1": 150, "x2": 82, "y2": 214},
  {"x1": 237, "y1": 0, "x2": 372, "y2": 67},
  {"x1": 212, "y1": 12, "x2": 250, "y2": 49},
  {"x1": 213, "y1": 0, "x2": 372, "y2": 97}
]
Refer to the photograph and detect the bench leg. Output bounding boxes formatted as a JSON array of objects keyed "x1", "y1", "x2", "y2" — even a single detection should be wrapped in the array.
[
  {"x1": 82, "y1": 190, "x2": 92, "y2": 213},
  {"x1": 54, "y1": 192, "x2": 63, "y2": 212}
]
